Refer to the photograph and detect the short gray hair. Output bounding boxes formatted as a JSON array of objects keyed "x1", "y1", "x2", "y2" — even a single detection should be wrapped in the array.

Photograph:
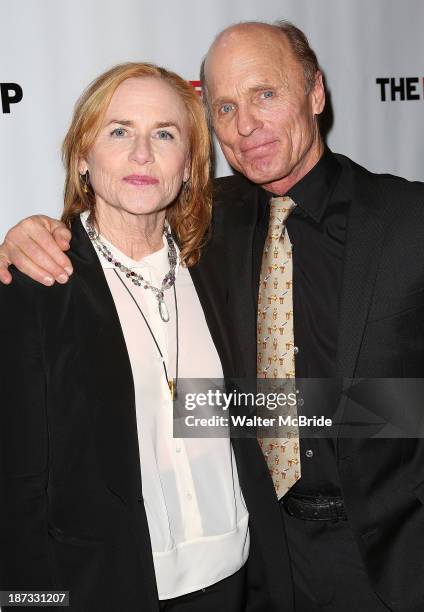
[{"x1": 273, "y1": 20, "x2": 319, "y2": 94}]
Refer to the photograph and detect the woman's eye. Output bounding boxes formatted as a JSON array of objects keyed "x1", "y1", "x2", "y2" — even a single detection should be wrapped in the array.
[
  {"x1": 110, "y1": 127, "x2": 127, "y2": 137},
  {"x1": 156, "y1": 130, "x2": 174, "y2": 140},
  {"x1": 220, "y1": 103, "x2": 234, "y2": 114}
]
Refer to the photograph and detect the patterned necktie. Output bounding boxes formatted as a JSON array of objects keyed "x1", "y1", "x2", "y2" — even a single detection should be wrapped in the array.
[{"x1": 257, "y1": 196, "x2": 301, "y2": 498}]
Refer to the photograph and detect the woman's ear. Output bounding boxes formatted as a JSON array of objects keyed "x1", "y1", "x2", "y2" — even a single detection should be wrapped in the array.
[
  {"x1": 78, "y1": 160, "x2": 88, "y2": 175},
  {"x1": 183, "y1": 156, "x2": 191, "y2": 183}
]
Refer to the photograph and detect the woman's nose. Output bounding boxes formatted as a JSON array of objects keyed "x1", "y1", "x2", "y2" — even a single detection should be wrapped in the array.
[{"x1": 129, "y1": 135, "x2": 154, "y2": 165}]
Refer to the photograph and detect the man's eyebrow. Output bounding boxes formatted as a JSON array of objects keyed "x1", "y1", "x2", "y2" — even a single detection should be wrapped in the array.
[{"x1": 249, "y1": 83, "x2": 279, "y2": 92}]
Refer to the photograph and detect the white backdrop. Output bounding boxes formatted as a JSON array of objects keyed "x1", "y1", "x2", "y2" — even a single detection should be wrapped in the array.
[{"x1": 1, "y1": 0, "x2": 423, "y2": 238}]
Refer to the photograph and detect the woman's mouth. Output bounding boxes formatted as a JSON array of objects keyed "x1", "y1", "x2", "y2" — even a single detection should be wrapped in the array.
[{"x1": 123, "y1": 174, "x2": 159, "y2": 185}]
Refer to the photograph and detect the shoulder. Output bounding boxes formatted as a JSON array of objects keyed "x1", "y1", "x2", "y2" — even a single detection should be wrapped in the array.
[
  {"x1": 0, "y1": 266, "x2": 73, "y2": 320},
  {"x1": 212, "y1": 173, "x2": 256, "y2": 206},
  {"x1": 210, "y1": 173, "x2": 260, "y2": 235},
  {"x1": 0, "y1": 269, "x2": 44, "y2": 333},
  {"x1": 334, "y1": 153, "x2": 424, "y2": 204},
  {"x1": 0, "y1": 267, "x2": 43, "y2": 302}
]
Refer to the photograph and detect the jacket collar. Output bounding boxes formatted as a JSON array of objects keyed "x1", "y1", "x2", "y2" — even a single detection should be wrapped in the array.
[
  {"x1": 221, "y1": 178, "x2": 268, "y2": 379},
  {"x1": 334, "y1": 156, "x2": 388, "y2": 378},
  {"x1": 69, "y1": 217, "x2": 143, "y2": 506}
]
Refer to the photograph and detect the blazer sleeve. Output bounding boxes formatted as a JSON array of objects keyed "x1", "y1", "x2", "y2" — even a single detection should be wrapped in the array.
[{"x1": 0, "y1": 275, "x2": 52, "y2": 590}]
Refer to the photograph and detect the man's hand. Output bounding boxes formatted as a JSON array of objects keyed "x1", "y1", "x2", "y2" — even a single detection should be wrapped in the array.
[{"x1": 0, "y1": 216, "x2": 73, "y2": 286}]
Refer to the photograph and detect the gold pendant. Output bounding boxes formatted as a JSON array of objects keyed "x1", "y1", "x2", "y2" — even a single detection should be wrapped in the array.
[{"x1": 168, "y1": 378, "x2": 175, "y2": 401}]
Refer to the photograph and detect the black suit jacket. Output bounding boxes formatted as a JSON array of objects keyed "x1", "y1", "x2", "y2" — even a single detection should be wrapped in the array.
[
  {"x1": 211, "y1": 153, "x2": 424, "y2": 612},
  {"x1": 0, "y1": 218, "x2": 292, "y2": 611}
]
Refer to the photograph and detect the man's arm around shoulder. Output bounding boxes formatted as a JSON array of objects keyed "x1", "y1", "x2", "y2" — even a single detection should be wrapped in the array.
[{"x1": 0, "y1": 215, "x2": 72, "y2": 286}]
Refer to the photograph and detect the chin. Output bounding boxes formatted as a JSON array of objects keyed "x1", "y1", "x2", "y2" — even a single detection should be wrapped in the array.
[
  {"x1": 121, "y1": 200, "x2": 163, "y2": 216},
  {"x1": 239, "y1": 158, "x2": 278, "y2": 183},
  {"x1": 244, "y1": 168, "x2": 279, "y2": 185}
]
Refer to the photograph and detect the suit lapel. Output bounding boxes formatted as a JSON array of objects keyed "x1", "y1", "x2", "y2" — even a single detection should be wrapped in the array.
[
  {"x1": 211, "y1": 163, "x2": 389, "y2": 383},
  {"x1": 336, "y1": 163, "x2": 388, "y2": 379},
  {"x1": 188, "y1": 260, "x2": 236, "y2": 378},
  {"x1": 224, "y1": 184, "x2": 268, "y2": 379},
  {"x1": 70, "y1": 218, "x2": 143, "y2": 505}
]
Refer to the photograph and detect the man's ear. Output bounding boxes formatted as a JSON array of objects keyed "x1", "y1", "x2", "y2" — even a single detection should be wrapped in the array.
[{"x1": 311, "y1": 70, "x2": 325, "y2": 116}]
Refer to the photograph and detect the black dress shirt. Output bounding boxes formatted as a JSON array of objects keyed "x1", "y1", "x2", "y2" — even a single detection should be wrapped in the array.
[{"x1": 256, "y1": 148, "x2": 349, "y2": 495}]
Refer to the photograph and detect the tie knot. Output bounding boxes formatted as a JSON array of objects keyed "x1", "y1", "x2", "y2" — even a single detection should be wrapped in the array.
[
  {"x1": 267, "y1": 197, "x2": 296, "y2": 241},
  {"x1": 269, "y1": 196, "x2": 296, "y2": 224}
]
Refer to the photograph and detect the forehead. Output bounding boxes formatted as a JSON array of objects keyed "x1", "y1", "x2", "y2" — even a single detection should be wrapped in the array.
[
  {"x1": 105, "y1": 76, "x2": 189, "y2": 123},
  {"x1": 206, "y1": 28, "x2": 300, "y2": 98}
]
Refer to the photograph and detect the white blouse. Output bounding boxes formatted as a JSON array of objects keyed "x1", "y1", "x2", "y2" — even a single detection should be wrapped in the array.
[{"x1": 81, "y1": 212, "x2": 249, "y2": 600}]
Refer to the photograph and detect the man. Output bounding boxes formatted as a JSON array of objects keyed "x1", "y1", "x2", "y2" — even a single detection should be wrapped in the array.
[{"x1": 1, "y1": 20, "x2": 424, "y2": 612}]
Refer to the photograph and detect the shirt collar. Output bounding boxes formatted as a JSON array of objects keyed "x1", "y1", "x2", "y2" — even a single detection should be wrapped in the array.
[
  {"x1": 261, "y1": 148, "x2": 342, "y2": 224},
  {"x1": 80, "y1": 210, "x2": 179, "y2": 278},
  {"x1": 285, "y1": 148, "x2": 342, "y2": 222}
]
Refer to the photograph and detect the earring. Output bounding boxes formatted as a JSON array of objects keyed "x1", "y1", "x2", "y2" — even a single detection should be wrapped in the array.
[
  {"x1": 182, "y1": 179, "x2": 190, "y2": 200},
  {"x1": 80, "y1": 171, "x2": 90, "y2": 194}
]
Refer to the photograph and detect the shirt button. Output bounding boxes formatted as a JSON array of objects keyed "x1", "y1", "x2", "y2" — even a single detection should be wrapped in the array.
[
  {"x1": 305, "y1": 449, "x2": 314, "y2": 458},
  {"x1": 297, "y1": 398, "x2": 304, "y2": 407},
  {"x1": 293, "y1": 346, "x2": 299, "y2": 355},
  {"x1": 176, "y1": 447, "x2": 181, "y2": 453},
  {"x1": 186, "y1": 492, "x2": 193, "y2": 501}
]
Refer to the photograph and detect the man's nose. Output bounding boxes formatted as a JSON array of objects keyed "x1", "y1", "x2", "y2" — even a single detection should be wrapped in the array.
[
  {"x1": 129, "y1": 135, "x2": 154, "y2": 165},
  {"x1": 236, "y1": 105, "x2": 263, "y2": 136}
]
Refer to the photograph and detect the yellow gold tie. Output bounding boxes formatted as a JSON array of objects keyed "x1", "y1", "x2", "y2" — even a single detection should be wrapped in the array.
[{"x1": 257, "y1": 196, "x2": 301, "y2": 498}]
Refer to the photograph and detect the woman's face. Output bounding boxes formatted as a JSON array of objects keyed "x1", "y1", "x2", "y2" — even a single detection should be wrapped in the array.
[{"x1": 80, "y1": 77, "x2": 191, "y2": 218}]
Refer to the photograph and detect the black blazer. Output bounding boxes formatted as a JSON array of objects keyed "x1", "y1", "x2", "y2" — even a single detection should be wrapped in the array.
[
  {"x1": 0, "y1": 218, "x2": 293, "y2": 611},
  {"x1": 211, "y1": 153, "x2": 424, "y2": 612}
]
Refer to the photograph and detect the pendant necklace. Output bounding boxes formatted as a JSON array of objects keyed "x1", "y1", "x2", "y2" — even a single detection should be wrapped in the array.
[
  {"x1": 113, "y1": 269, "x2": 179, "y2": 400},
  {"x1": 85, "y1": 216, "x2": 177, "y2": 323}
]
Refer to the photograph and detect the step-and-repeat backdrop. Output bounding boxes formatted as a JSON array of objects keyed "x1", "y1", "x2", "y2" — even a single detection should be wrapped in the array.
[{"x1": 1, "y1": 0, "x2": 423, "y2": 237}]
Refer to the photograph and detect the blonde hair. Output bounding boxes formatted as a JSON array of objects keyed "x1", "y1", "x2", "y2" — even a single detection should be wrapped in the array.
[{"x1": 62, "y1": 62, "x2": 212, "y2": 266}]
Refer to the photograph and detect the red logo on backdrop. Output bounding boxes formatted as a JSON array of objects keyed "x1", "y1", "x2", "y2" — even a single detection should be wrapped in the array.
[{"x1": 189, "y1": 81, "x2": 203, "y2": 97}]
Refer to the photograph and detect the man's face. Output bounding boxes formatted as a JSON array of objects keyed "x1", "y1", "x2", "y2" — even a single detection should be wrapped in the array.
[{"x1": 205, "y1": 27, "x2": 325, "y2": 192}]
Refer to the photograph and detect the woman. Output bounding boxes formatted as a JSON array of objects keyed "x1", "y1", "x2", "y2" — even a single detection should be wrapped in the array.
[
  {"x1": 0, "y1": 63, "x2": 290, "y2": 612},
  {"x1": 0, "y1": 61, "x2": 247, "y2": 611}
]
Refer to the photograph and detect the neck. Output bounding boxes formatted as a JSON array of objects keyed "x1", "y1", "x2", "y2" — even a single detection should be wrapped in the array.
[
  {"x1": 94, "y1": 201, "x2": 166, "y2": 261},
  {"x1": 262, "y1": 137, "x2": 324, "y2": 196}
]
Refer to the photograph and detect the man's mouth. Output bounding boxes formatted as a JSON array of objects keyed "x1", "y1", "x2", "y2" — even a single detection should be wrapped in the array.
[{"x1": 239, "y1": 140, "x2": 278, "y2": 158}]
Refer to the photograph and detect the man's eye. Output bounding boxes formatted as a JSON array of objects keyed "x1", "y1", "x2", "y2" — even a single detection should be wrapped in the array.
[
  {"x1": 110, "y1": 127, "x2": 127, "y2": 137},
  {"x1": 220, "y1": 103, "x2": 235, "y2": 114},
  {"x1": 156, "y1": 130, "x2": 174, "y2": 140},
  {"x1": 261, "y1": 91, "x2": 274, "y2": 99}
]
